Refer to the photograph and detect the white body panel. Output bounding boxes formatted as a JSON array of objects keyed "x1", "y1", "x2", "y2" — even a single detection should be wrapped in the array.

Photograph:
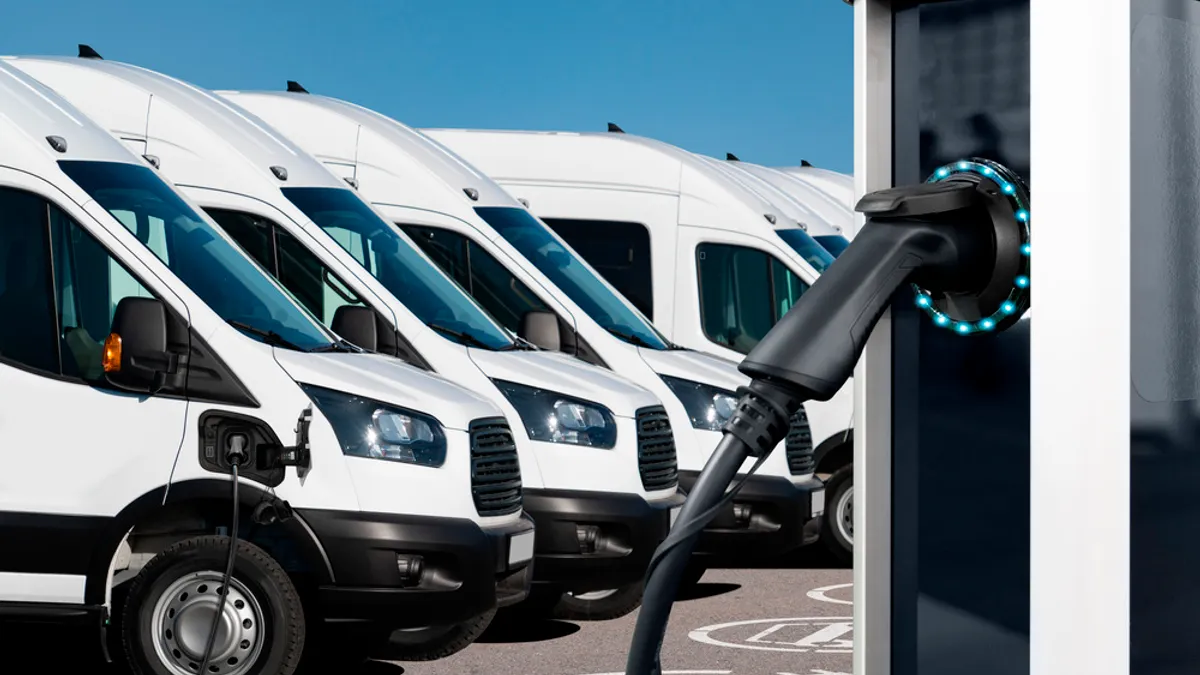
[
  {"x1": 7, "y1": 55, "x2": 674, "y2": 503},
  {"x1": 423, "y1": 128, "x2": 854, "y2": 457},
  {"x1": 227, "y1": 92, "x2": 817, "y2": 482},
  {"x1": 0, "y1": 61, "x2": 521, "y2": 606},
  {"x1": 723, "y1": 160, "x2": 857, "y2": 241}
]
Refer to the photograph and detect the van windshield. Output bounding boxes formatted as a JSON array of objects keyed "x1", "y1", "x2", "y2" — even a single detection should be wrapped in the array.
[
  {"x1": 477, "y1": 207, "x2": 671, "y2": 350},
  {"x1": 281, "y1": 187, "x2": 514, "y2": 350},
  {"x1": 58, "y1": 160, "x2": 335, "y2": 351},
  {"x1": 777, "y1": 229, "x2": 835, "y2": 273},
  {"x1": 813, "y1": 234, "x2": 851, "y2": 258}
]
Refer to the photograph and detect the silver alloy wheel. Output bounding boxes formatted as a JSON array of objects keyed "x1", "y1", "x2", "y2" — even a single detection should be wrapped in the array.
[
  {"x1": 569, "y1": 589, "x2": 619, "y2": 601},
  {"x1": 150, "y1": 571, "x2": 265, "y2": 675},
  {"x1": 836, "y1": 485, "x2": 854, "y2": 546}
]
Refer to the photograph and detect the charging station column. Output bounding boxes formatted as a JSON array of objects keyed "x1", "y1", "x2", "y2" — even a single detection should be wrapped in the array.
[{"x1": 856, "y1": 1, "x2": 1133, "y2": 674}]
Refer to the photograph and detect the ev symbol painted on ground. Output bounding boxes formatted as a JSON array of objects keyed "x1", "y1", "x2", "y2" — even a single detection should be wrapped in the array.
[{"x1": 689, "y1": 616, "x2": 854, "y2": 653}]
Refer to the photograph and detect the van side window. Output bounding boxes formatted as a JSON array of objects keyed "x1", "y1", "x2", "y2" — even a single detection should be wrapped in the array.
[
  {"x1": 0, "y1": 188, "x2": 59, "y2": 374},
  {"x1": 276, "y1": 228, "x2": 368, "y2": 326},
  {"x1": 696, "y1": 243, "x2": 810, "y2": 354},
  {"x1": 401, "y1": 224, "x2": 552, "y2": 333},
  {"x1": 541, "y1": 218, "x2": 654, "y2": 320},
  {"x1": 51, "y1": 205, "x2": 156, "y2": 381},
  {"x1": 204, "y1": 208, "x2": 370, "y2": 328}
]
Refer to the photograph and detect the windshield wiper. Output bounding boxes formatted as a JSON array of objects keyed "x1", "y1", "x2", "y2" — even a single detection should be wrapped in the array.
[
  {"x1": 306, "y1": 338, "x2": 362, "y2": 354},
  {"x1": 227, "y1": 320, "x2": 306, "y2": 351},
  {"x1": 500, "y1": 335, "x2": 540, "y2": 351},
  {"x1": 429, "y1": 323, "x2": 492, "y2": 349},
  {"x1": 605, "y1": 326, "x2": 657, "y2": 349}
]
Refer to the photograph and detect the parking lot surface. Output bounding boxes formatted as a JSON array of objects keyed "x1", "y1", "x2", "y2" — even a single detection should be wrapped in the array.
[{"x1": 16, "y1": 551, "x2": 850, "y2": 675}]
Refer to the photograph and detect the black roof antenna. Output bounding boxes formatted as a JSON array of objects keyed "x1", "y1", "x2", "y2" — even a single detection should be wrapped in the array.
[
  {"x1": 607, "y1": 122, "x2": 625, "y2": 133},
  {"x1": 287, "y1": 80, "x2": 310, "y2": 94},
  {"x1": 801, "y1": 159, "x2": 814, "y2": 167},
  {"x1": 726, "y1": 153, "x2": 740, "y2": 161},
  {"x1": 78, "y1": 44, "x2": 103, "y2": 60}
]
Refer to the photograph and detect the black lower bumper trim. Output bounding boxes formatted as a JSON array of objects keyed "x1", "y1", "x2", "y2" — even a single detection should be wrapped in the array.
[
  {"x1": 679, "y1": 471, "x2": 822, "y2": 558},
  {"x1": 523, "y1": 488, "x2": 685, "y2": 593},
  {"x1": 300, "y1": 508, "x2": 534, "y2": 627}
]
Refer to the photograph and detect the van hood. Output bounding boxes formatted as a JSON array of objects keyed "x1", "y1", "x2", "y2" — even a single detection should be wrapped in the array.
[
  {"x1": 636, "y1": 347, "x2": 750, "y2": 394},
  {"x1": 468, "y1": 348, "x2": 659, "y2": 418},
  {"x1": 272, "y1": 349, "x2": 502, "y2": 431}
]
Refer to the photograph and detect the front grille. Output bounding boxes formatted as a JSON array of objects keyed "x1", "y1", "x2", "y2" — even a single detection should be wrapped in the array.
[
  {"x1": 785, "y1": 405, "x2": 815, "y2": 475},
  {"x1": 469, "y1": 418, "x2": 523, "y2": 517},
  {"x1": 636, "y1": 406, "x2": 679, "y2": 491}
]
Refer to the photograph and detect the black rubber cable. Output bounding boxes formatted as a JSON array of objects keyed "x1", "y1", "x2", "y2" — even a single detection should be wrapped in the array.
[
  {"x1": 627, "y1": 436, "x2": 770, "y2": 674},
  {"x1": 198, "y1": 462, "x2": 240, "y2": 675}
]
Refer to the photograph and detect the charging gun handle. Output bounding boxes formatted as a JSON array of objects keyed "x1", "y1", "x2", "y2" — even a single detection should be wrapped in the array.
[{"x1": 741, "y1": 218, "x2": 959, "y2": 400}]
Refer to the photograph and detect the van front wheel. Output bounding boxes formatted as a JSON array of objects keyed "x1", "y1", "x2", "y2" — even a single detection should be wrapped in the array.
[
  {"x1": 376, "y1": 609, "x2": 496, "y2": 661},
  {"x1": 554, "y1": 583, "x2": 644, "y2": 621},
  {"x1": 122, "y1": 536, "x2": 305, "y2": 675}
]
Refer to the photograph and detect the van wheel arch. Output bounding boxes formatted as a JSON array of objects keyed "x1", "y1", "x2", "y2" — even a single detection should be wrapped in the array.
[
  {"x1": 814, "y1": 430, "x2": 853, "y2": 477},
  {"x1": 85, "y1": 479, "x2": 333, "y2": 606}
]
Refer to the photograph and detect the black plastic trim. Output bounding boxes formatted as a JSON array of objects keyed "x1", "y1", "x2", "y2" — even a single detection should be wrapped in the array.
[
  {"x1": 522, "y1": 487, "x2": 684, "y2": 593},
  {"x1": 677, "y1": 470, "x2": 821, "y2": 558},
  {"x1": 300, "y1": 508, "x2": 534, "y2": 625},
  {"x1": 814, "y1": 429, "x2": 853, "y2": 473}
]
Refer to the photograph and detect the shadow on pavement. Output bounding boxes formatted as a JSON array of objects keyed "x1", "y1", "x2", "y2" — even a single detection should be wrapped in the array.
[
  {"x1": 358, "y1": 661, "x2": 406, "y2": 674},
  {"x1": 676, "y1": 582, "x2": 741, "y2": 602},
  {"x1": 707, "y1": 543, "x2": 849, "y2": 570},
  {"x1": 476, "y1": 617, "x2": 581, "y2": 644}
]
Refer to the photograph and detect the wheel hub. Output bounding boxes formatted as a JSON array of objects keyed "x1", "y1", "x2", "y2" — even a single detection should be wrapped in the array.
[
  {"x1": 837, "y1": 486, "x2": 855, "y2": 546},
  {"x1": 151, "y1": 571, "x2": 265, "y2": 675}
]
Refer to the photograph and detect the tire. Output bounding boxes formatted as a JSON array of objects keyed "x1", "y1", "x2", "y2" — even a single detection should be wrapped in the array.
[
  {"x1": 822, "y1": 465, "x2": 853, "y2": 564},
  {"x1": 501, "y1": 584, "x2": 564, "y2": 619},
  {"x1": 552, "y1": 582, "x2": 644, "y2": 621},
  {"x1": 375, "y1": 608, "x2": 496, "y2": 662},
  {"x1": 122, "y1": 535, "x2": 305, "y2": 675}
]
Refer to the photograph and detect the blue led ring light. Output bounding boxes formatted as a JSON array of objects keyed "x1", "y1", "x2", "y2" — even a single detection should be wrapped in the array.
[{"x1": 914, "y1": 158, "x2": 1030, "y2": 335}]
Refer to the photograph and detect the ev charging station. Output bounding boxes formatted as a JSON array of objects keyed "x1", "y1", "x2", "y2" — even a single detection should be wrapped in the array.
[{"x1": 853, "y1": 1, "x2": 1130, "y2": 675}]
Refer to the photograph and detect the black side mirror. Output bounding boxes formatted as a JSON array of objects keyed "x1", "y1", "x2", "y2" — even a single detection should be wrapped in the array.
[
  {"x1": 519, "y1": 310, "x2": 561, "y2": 351},
  {"x1": 332, "y1": 305, "x2": 379, "y2": 352},
  {"x1": 104, "y1": 297, "x2": 174, "y2": 393}
]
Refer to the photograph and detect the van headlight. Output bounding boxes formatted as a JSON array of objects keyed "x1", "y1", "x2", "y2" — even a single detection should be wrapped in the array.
[
  {"x1": 660, "y1": 375, "x2": 739, "y2": 431},
  {"x1": 300, "y1": 384, "x2": 447, "y2": 467},
  {"x1": 493, "y1": 380, "x2": 617, "y2": 448}
]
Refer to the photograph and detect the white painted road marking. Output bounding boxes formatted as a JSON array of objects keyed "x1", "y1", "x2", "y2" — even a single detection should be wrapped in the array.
[
  {"x1": 806, "y1": 582, "x2": 853, "y2": 606},
  {"x1": 689, "y1": 616, "x2": 854, "y2": 653}
]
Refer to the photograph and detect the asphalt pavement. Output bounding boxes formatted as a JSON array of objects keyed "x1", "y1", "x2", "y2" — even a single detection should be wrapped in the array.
[{"x1": 13, "y1": 548, "x2": 851, "y2": 675}]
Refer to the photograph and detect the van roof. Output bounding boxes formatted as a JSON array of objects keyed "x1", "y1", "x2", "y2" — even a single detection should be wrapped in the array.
[
  {"x1": 218, "y1": 90, "x2": 520, "y2": 215},
  {"x1": 422, "y1": 128, "x2": 788, "y2": 224},
  {"x1": 722, "y1": 160, "x2": 855, "y2": 236},
  {"x1": 0, "y1": 58, "x2": 142, "y2": 171},
  {"x1": 775, "y1": 164, "x2": 855, "y2": 208},
  {"x1": 3, "y1": 55, "x2": 346, "y2": 200},
  {"x1": 693, "y1": 154, "x2": 845, "y2": 237}
]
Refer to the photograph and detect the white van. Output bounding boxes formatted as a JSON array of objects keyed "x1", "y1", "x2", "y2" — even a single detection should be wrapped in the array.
[
  {"x1": 214, "y1": 90, "x2": 826, "y2": 583},
  {"x1": 776, "y1": 162, "x2": 856, "y2": 212},
  {"x1": 9, "y1": 54, "x2": 685, "y2": 630},
  {"x1": 0, "y1": 61, "x2": 534, "y2": 673},
  {"x1": 717, "y1": 158, "x2": 856, "y2": 254},
  {"x1": 427, "y1": 128, "x2": 856, "y2": 561}
]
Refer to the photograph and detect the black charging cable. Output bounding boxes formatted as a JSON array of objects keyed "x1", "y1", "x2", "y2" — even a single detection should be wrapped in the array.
[
  {"x1": 198, "y1": 434, "x2": 247, "y2": 675},
  {"x1": 628, "y1": 381, "x2": 798, "y2": 674}
]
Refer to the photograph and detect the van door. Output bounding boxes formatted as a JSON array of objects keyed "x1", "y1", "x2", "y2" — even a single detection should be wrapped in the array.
[
  {"x1": 0, "y1": 177, "x2": 188, "y2": 605},
  {"x1": 675, "y1": 226, "x2": 810, "y2": 361}
]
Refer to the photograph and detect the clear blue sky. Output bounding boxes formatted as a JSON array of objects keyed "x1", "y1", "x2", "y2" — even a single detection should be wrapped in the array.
[{"x1": 1, "y1": 1, "x2": 853, "y2": 173}]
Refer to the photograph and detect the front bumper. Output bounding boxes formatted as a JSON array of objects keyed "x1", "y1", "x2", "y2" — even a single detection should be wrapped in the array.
[
  {"x1": 523, "y1": 488, "x2": 686, "y2": 593},
  {"x1": 298, "y1": 509, "x2": 535, "y2": 628},
  {"x1": 679, "y1": 471, "x2": 823, "y2": 558}
]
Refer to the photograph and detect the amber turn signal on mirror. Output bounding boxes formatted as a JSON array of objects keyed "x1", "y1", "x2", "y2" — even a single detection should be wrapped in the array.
[{"x1": 102, "y1": 333, "x2": 122, "y2": 373}]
